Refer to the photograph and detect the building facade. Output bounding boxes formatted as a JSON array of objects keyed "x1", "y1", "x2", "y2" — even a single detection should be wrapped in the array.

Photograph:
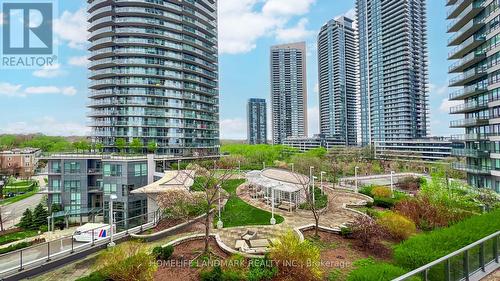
[
  {"x1": 317, "y1": 16, "x2": 359, "y2": 146},
  {"x1": 356, "y1": 0, "x2": 429, "y2": 146},
  {"x1": 283, "y1": 134, "x2": 347, "y2": 152},
  {"x1": 0, "y1": 148, "x2": 41, "y2": 177},
  {"x1": 374, "y1": 138, "x2": 463, "y2": 163},
  {"x1": 270, "y1": 42, "x2": 308, "y2": 144},
  {"x1": 87, "y1": 0, "x2": 219, "y2": 156},
  {"x1": 45, "y1": 155, "x2": 149, "y2": 222},
  {"x1": 447, "y1": 0, "x2": 500, "y2": 192},
  {"x1": 247, "y1": 98, "x2": 267, "y2": 145}
]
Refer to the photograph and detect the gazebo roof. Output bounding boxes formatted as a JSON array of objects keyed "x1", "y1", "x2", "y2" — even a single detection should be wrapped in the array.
[
  {"x1": 246, "y1": 168, "x2": 309, "y2": 193},
  {"x1": 131, "y1": 170, "x2": 195, "y2": 194}
]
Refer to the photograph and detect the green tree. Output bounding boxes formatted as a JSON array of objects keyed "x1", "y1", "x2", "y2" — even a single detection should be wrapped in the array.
[
  {"x1": 33, "y1": 203, "x2": 48, "y2": 229},
  {"x1": 147, "y1": 141, "x2": 157, "y2": 153},
  {"x1": 94, "y1": 143, "x2": 104, "y2": 154},
  {"x1": 130, "y1": 138, "x2": 143, "y2": 154},
  {"x1": 19, "y1": 208, "x2": 34, "y2": 230},
  {"x1": 115, "y1": 138, "x2": 126, "y2": 154}
]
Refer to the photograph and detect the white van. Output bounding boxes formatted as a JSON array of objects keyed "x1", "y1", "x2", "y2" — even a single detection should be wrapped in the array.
[{"x1": 73, "y1": 223, "x2": 115, "y2": 243}]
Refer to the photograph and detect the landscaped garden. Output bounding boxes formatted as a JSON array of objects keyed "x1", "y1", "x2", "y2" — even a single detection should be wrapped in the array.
[
  {"x1": 0, "y1": 178, "x2": 39, "y2": 206},
  {"x1": 216, "y1": 179, "x2": 284, "y2": 228}
]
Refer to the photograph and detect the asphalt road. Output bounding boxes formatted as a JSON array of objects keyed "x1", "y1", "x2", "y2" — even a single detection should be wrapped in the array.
[{"x1": 1, "y1": 176, "x2": 46, "y2": 229}]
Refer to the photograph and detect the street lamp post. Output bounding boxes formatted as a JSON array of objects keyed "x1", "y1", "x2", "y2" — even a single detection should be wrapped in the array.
[
  {"x1": 312, "y1": 176, "x2": 318, "y2": 205},
  {"x1": 238, "y1": 160, "x2": 241, "y2": 173},
  {"x1": 355, "y1": 166, "x2": 359, "y2": 193},
  {"x1": 270, "y1": 188, "x2": 276, "y2": 225},
  {"x1": 291, "y1": 163, "x2": 294, "y2": 173},
  {"x1": 320, "y1": 171, "x2": 326, "y2": 195},
  {"x1": 390, "y1": 171, "x2": 395, "y2": 198},
  {"x1": 177, "y1": 159, "x2": 180, "y2": 171},
  {"x1": 263, "y1": 162, "x2": 266, "y2": 170},
  {"x1": 108, "y1": 194, "x2": 117, "y2": 247},
  {"x1": 217, "y1": 185, "x2": 223, "y2": 229},
  {"x1": 309, "y1": 166, "x2": 314, "y2": 194}
]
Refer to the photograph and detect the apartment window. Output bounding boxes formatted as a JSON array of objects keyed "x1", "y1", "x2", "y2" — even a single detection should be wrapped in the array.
[
  {"x1": 51, "y1": 179, "x2": 61, "y2": 191},
  {"x1": 103, "y1": 184, "x2": 117, "y2": 195},
  {"x1": 103, "y1": 164, "x2": 122, "y2": 176},
  {"x1": 134, "y1": 163, "x2": 147, "y2": 176},
  {"x1": 51, "y1": 194, "x2": 61, "y2": 204},
  {"x1": 51, "y1": 161, "x2": 61, "y2": 173},
  {"x1": 64, "y1": 162, "x2": 80, "y2": 173},
  {"x1": 64, "y1": 180, "x2": 80, "y2": 191}
]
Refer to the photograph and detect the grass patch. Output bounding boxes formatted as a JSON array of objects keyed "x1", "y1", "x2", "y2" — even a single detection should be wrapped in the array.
[
  {"x1": 216, "y1": 179, "x2": 284, "y2": 228},
  {"x1": 0, "y1": 186, "x2": 39, "y2": 206},
  {"x1": 0, "y1": 229, "x2": 38, "y2": 245}
]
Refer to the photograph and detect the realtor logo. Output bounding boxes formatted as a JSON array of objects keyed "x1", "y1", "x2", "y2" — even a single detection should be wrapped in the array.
[{"x1": 1, "y1": 1, "x2": 57, "y2": 69}]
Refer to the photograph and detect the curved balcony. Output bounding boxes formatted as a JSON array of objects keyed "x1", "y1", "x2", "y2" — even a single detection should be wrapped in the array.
[
  {"x1": 449, "y1": 67, "x2": 487, "y2": 87},
  {"x1": 449, "y1": 84, "x2": 487, "y2": 100},
  {"x1": 449, "y1": 99, "x2": 488, "y2": 114},
  {"x1": 448, "y1": 51, "x2": 486, "y2": 73},
  {"x1": 448, "y1": 34, "x2": 485, "y2": 60},
  {"x1": 448, "y1": 17, "x2": 485, "y2": 47},
  {"x1": 451, "y1": 163, "x2": 490, "y2": 175},
  {"x1": 451, "y1": 148, "x2": 490, "y2": 158},
  {"x1": 447, "y1": 0, "x2": 484, "y2": 27},
  {"x1": 450, "y1": 117, "x2": 489, "y2": 128}
]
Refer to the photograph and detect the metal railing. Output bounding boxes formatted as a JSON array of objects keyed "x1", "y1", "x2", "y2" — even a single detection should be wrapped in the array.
[
  {"x1": 0, "y1": 209, "x2": 162, "y2": 279},
  {"x1": 393, "y1": 231, "x2": 500, "y2": 281}
]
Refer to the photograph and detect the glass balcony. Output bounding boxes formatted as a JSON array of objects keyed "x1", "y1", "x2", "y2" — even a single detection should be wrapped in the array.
[
  {"x1": 451, "y1": 163, "x2": 490, "y2": 174},
  {"x1": 449, "y1": 51, "x2": 485, "y2": 73},
  {"x1": 449, "y1": 84, "x2": 487, "y2": 100},
  {"x1": 448, "y1": 34, "x2": 485, "y2": 60},
  {"x1": 450, "y1": 133, "x2": 489, "y2": 141},
  {"x1": 449, "y1": 67, "x2": 487, "y2": 87},
  {"x1": 450, "y1": 117, "x2": 489, "y2": 128},
  {"x1": 449, "y1": 100, "x2": 488, "y2": 114},
  {"x1": 451, "y1": 148, "x2": 489, "y2": 158},
  {"x1": 448, "y1": 18, "x2": 485, "y2": 47}
]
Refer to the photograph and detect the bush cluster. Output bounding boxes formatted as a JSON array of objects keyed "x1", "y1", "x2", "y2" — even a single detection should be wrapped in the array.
[
  {"x1": 371, "y1": 186, "x2": 392, "y2": 198},
  {"x1": 377, "y1": 212, "x2": 416, "y2": 241},
  {"x1": 152, "y1": 245, "x2": 174, "y2": 261},
  {"x1": 18, "y1": 203, "x2": 48, "y2": 231},
  {"x1": 347, "y1": 262, "x2": 419, "y2": 281}
]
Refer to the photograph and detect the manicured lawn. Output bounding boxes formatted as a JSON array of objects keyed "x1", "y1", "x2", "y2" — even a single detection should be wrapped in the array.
[
  {"x1": 0, "y1": 187, "x2": 39, "y2": 206},
  {"x1": 0, "y1": 229, "x2": 39, "y2": 245},
  {"x1": 216, "y1": 179, "x2": 284, "y2": 228}
]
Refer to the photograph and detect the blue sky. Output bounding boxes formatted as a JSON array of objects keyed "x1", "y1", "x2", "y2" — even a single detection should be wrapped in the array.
[{"x1": 0, "y1": 0, "x2": 458, "y2": 139}]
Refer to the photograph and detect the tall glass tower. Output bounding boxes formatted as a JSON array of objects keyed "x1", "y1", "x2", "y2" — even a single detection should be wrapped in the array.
[
  {"x1": 447, "y1": 0, "x2": 500, "y2": 192},
  {"x1": 356, "y1": 0, "x2": 429, "y2": 146},
  {"x1": 247, "y1": 98, "x2": 267, "y2": 145},
  {"x1": 270, "y1": 42, "x2": 308, "y2": 145},
  {"x1": 317, "y1": 17, "x2": 359, "y2": 146},
  {"x1": 87, "y1": 0, "x2": 219, "y2": 156}
]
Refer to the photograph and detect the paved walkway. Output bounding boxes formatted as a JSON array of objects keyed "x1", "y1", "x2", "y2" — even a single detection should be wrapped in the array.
[{"x1": 213, "y1": 183, "x2": 369, "y2": 251}]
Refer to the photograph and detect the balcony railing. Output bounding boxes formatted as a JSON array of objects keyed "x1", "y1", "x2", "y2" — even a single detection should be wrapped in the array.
[
  {"x1": 393, "y1": 231, "x2": 499, "y2": 281},
  {"x1": 451, "y1": 163, "x2": 491, "y2": 174},
  {"x1": 449, "y1": 100, "x2": 488, "y2": 114},
  {"x1": 451, "y1": 148, "x2": 490, "y2": 158},
  {"x1": 449, "y1": 84, "x2": 487, "y2": 100},
  {"x1": 450, "y1": 117, "x2": 489, "y2": 128}
]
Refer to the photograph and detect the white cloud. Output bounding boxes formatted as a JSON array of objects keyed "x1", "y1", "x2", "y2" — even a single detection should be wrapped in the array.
[
  {"x1": 0, "y1": 13, "x2": 4, "y2": 25},
  {"x1": 275, "y1": 18, "x2": 313, "y2": 42},
  {"x1": 430, "y1": 83, "x2": 449, "y2": 96},
  {"x1": 219, "y1": 0, "x2": 316, "y2": 54},
  {"x1": 33, "y1": 63, "x2": 65, "y2": 78},
  {"x1": 68, "y1": 56, "x2": 88, "y2": 66},
  {"x1": 220, "y1": 118, "x2": 246, "y2": 139},
  {"x1": 0, "y1": 82, "x2": 77, "y2": 97},
  {"x1": 308, "y1": 106, "x2": 319, "y2": 137},
  {"x1": 262, "y1": 0, "x2": 315, "y2": 16},
  {"x1": 0, "y1": 117, "x2": 89, "y2": 136},
  {"x1": 54, "y1": 8, "x2": 87, "y2": 49},
  {"x1": 439, "y1": 98, "x2": 461, "y2": 113}
]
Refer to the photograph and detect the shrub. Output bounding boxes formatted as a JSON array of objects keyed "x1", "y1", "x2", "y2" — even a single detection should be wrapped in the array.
[
  {"x1": 200, "y1": 266, "x2": 223, "y2": 281},
  {"x1": 340, "y1": 226, "x2": 353, "y2": 238},
  {"x1": 152, "y1": 245, "x2": 174, "y2": 261},
  {"x1": 397, "y1": 176, "x2": 422, "y2": 191},
  {"x1": 394, "y1": 197, "x2": 470, "y2": 230},
  {"x1": 93, "y1": 242, "x2": 157, "y2": 281},
  {"x1": 377, "y1": 212, "x2": 416, "y2": 241},
  {"x1": 371, "y1": 186, "x2": 392, "y2": 198},
  {"x1": 359, "y1": 185, "x2": 374, "y2": 197},
  {"x1": 247, "y1": 256, "x2": 278, "y2": 281},
  {"x1": 351, "y1": 216, "x2": 390, "y2": 257},
  {"x1": 270, "y1": 230, "x2": 322, "y2": 280},
  {"x1": 347, "y1": 262, "x2": 417, "y2": 281},
  {"x1": 373, "y1": 197, "x2": 396, "y2": 209},
  {"x1": 394, "y1": 208, "x2": 500, "y2": 271},
  {"x1": 0, "y1": 241, "x2": 32, "y2": 255}
]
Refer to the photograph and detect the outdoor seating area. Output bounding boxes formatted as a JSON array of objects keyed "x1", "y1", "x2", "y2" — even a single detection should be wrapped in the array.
[
  {"x1": 246, "y1": 168, "x2": 308, "y2": 212},
  {"x1": 234, "y1": 229, "x2": 274, "y2": 254}
]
